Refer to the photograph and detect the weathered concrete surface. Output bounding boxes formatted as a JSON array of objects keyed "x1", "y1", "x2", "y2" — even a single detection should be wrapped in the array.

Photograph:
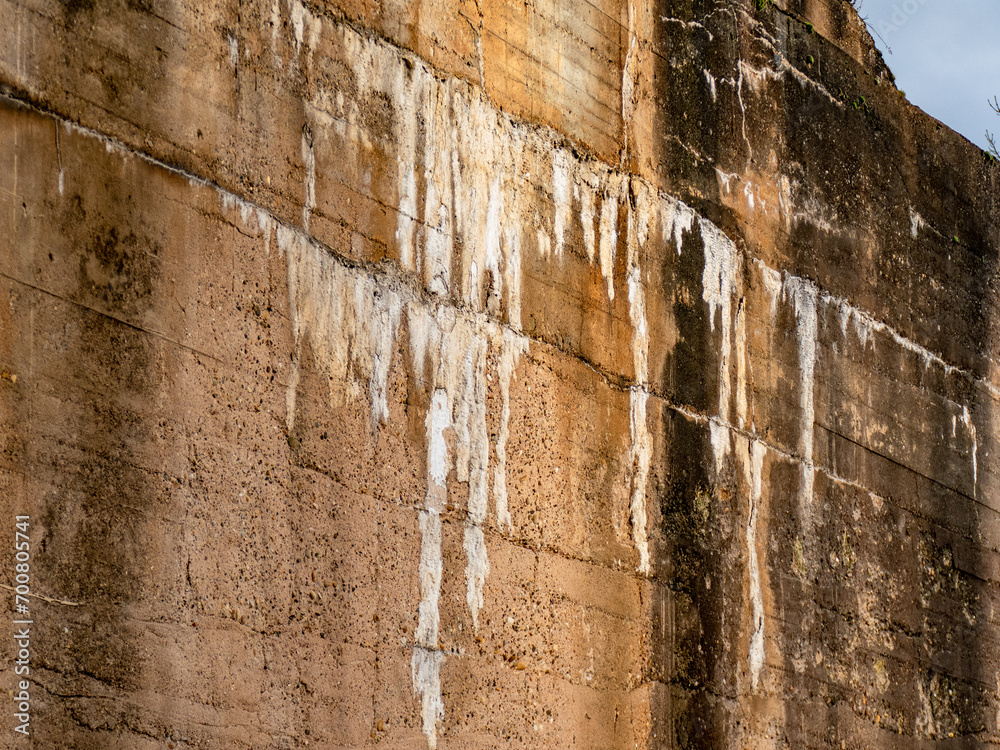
[{"x1": 1, "y1": 0, "x2": 999, "y2": 748}]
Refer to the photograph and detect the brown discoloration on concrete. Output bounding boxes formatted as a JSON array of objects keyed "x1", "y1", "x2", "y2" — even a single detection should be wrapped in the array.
[{"x1": 2, "y1": 0, "x2": 1000, "y2": 748}]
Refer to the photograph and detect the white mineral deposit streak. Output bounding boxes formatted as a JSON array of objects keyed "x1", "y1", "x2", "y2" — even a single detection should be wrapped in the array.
[
  {"x1": 599, "y1": 182, "x2": 621, "y2": 301},
  {"x1": 910, "y1": 206, "x2": 928, "y2": 239},
  {"x1": 709, "y1": 421, "x2": 731, "y2": 469},
  {"x1": 748, "y1": 440, "x2": 766, "y2": 690},
  {"x1": 704, "y1": 69, "x2": 717, "y2": 101},
  {"x1": 279, "y1": 226, "x2": 402, "y2": 429},
  {"x1": 621, "y1": 0, "x2": 638, "y2": 165},
  {"x1": 701, "y1": 219, "x2": 740, "y2": 423},
  {"x1": 394, "y1": 63, "x2": 419, "y2": 272},
  {"x1": 459, "y1": 336, "x2": 490, "y2": 631},
  {"x1": 340, "y1": 26, "x2": 532, "y2": 321},
  {"x1": 369, "y1": 291, "x2": 404, "y2": 426},
  {"x1": 406, "y1": 303, "x2": 526, "y2": 634},
  {"x1": 413, "y1": 389, "x2": 449, "y2": 750},
  {"x1": 962, "y1": 405, "x2": 978, "y2": 499},
  {"x1": 579, "y1": 167, "x2": 598, "y2": 262},
  {"x1": 627, "y1": 199, "x2": 651, "y2": 573},
  {"x1": 301, "y1": 128, "x2": 316, "y2": 232},
  {"x1": 784, "y1": 275, "x2": 818, "y2": 508},
  {"x1": 494, "y1": 331, "x2": 528, "y2": 532},
  {"x1": 736, "y1": 299, "x2": 749, "y2": 428},
  {"x1": 421, "y1": 82, "x2": 455, "y2": 297},
  {"x1": 553, "y1": 150, "x2": 572, "y2": 257},
  {"x1": 483, "y1": 174, "x2": 505, "y2": 305},
  {"x1": 629, "y1": 388, "x2": 652, "y2": 574}
]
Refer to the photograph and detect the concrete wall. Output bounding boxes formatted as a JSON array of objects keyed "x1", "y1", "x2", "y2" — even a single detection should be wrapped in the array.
[{"x1": 1, "y1": 0, "x2": 999, "y2": 747}]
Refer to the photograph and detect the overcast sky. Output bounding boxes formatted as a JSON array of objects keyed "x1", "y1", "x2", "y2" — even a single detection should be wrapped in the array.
[{"x1": 856, "y1": 0, "x2": 1000, "y2": 153}]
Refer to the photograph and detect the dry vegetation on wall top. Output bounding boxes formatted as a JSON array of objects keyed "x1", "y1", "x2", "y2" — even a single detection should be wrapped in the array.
[{"x1": 0, "y1": 0, "x2": 999, "y2": 748}]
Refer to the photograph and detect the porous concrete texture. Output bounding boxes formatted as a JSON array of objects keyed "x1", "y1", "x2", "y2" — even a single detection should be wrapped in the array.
[{"x1": 1, "y1": 0, "x2": 999, "y2": 747}]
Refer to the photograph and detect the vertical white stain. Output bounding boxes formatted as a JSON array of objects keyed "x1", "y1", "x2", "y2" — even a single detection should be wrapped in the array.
[
  {"x1": 735, "y1": 297, "x2": 749, "y2": 428},
  {"x1": 413, "y1": 390, "x2": 449, "y2": 749},
  {"x1": 598, "y1": 180, "x2": 621, "y2": 301},
  {"x1": 301, "y1": 127, "x2": 316, "y2": 232},
  {"x1": 962, "y1": 405, "x2": 978, "y2": 499},
  {"x1": 669, "y1": 202, "x2": 695, "y2": 254},
  {"x1": 783, "y1": 275, "x2": 818, "y2": 509},
  {"x1": 405, "y1": 303, "x2": 529, "y2": 663},
  {"x1": 701, "y1": 219, "x2": 741, "y2": 424},
  {"x1": 421, "y1": 83, "x2": 455, "y2": 298},
  {"x1": 494, "y1": 330, "x2": 528, "y2": 533},
  {"x1": 748, "y1": 440, "x2": 766, "y2": 690},
  {"x1": 626, "y1": 194, "x2": 652, "y2": 574},
  {"x1": 483, "y1": 174, "x2": 505, "y2": 307},
  {"x1": 279, "y1": 225, "x2": 402, "y2": 431},
  {"x1": 620, "y1": 0, "x2": 639, "y2": 166},
  {"x1": 227, "y1": 33, "x2": 239, "y2": 69},
  {"x1": 553, "y1": 150, "x2": 572, "y2": 258},
  {"x1": 579, "y1": 168, "x2": 598, "y2": 263},
  {"x1": 704, "y1": 69, "x2": 717, "y2": 101},
  {"x1": 393, "y1": 59, "x2": 419, "y2": 272},
  {"x1": 628, "y1": 388, "x2": 652, "y2": 574},
  {"x1": 709, "y1": 421, "x2": 731, "y2": 470},
  {"x1": 909, "y1": 206, "x2": 927, "y2": 239}
]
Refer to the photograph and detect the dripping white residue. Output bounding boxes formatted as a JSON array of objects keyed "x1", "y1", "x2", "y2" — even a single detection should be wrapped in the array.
[
  {"x1": 660, "y1": 16, "x2": 714, "y2": 42},
  {"x1": 748, "y1": 440, "x2": 766, "y2": 690},
  {"x1": 536, "y1": 228, "x2": 552, "y2": 261},
  {"x1": 735, "y1": 297, "x2": 748, "y2": 428},
  {"x1": 286, "y1": 0, "x2": 320, "y2": 53},
  {"x1": 579, "y1": 168, "x2": 598, "y2": 263},
  {"x1": 333, "y1": 20, "x2": 715, "y2": 331},
  {"x1": 552, "y1": 150, "x2": 572, "y2": 257},
  {"x1": 626, "y1": 207, "x2": 650, "y2": 573},
  {"x1": 629, "y1": 388, "x2": 652, "y2": 575},
  {"x1": 339, "y1": 29, "x2": 532, "y2": 319},
  {"x1": 666, "y1": 200, "x2": 695, "y2": 255},
  {"x1": 598, "y1": 178, "x2": 623, "y2": 301},
  {"x1": 962, "y1": 405, "x2": 978, "y2": 499},
  {"x1": 626, "y1": 192, "x2": 654, "y2": 573},
  {"x1": 406, "y1": 303, "x2": 509, "y2": 745},
  {"x1": 301, "y1": 127, "x2": 316, "y2": 232},
  {"x1": 715, "y1": 168, "x2": 737, "y2": 196},
  {"x1": 827, "y1": 292, "x2": 956, "y2": 375},
  {"x1": 413, "y1": 390, "x2": 448, "y2": 749},
  {"x1": 777, "y1": 175, "x2": 792, "y2": 233},
  {"x1": 420, "y1": 83, "x2": 456, "y2": 298},
  {"x1": 704, "y1": 69, "x2": 717, "y2": 101},
  {"x1": 257, "y1": 209, "x2": 274, "y2": 255},
  {"x1": 633, "y1": 180, "x2": 655, "y2": 248},
  {"x1": 783, "y1": 274, "x2": 818, "y2": 508},
  {"x1": 909, "y1": 207, "x2": 928, "y2": 239},
  {"x1": 405, "y1": 302, "x2": 530, "y2": 673},
  {"x1": 757, "y1": 262, "x2": 782, "y2": 321},
  {"x1": 701, "y1": 219, "x2": 741, "y2": 423},
  {"x1": 494, "y1": 330, "x2": 528, "y2": 532},
  {"x1": 483, "y1": 175, "x2": 503, "y2": 306},
  {"x1": 425, "y1": 389, "x2": 451, "y2": 493},
  {"x1": 738, "y1": 60, "x2": 781, "y2": 95},
  {"x1": 709, "y1": 420, "x2": 731, "y2": 471},
  {"x1": 503, "y1": 227, "x2": 523, "y2": 328},
  {"x1": 621, "y1": 0, "x2": 639, "y2": 165},
  {"x1": 414, "y1": 390, "x2": 447, "y2": 747},
  {"x1": 280, "y1": 226, "x2": 403, "y2": 430},
  {"x1": 227, "y1": 33, "x2": 239, "y2": 68}
]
